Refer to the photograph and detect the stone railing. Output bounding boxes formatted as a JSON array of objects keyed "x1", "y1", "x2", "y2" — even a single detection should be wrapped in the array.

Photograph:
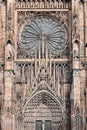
[{"x1": 15, "y1": 0, "x2": 71, "y2": 9}]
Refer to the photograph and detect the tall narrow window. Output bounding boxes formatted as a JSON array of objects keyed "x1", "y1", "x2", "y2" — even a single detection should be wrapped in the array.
[
  {"x1": 45, "y1": 120, "x2": 52, "y2": 130},
  {"x1": 35, "y1": 120, "x2": 42, "y2": 130}
]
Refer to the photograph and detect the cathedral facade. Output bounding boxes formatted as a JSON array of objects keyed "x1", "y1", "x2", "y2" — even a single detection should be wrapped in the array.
[{"x1": 0, "y1": 0, "x2": 87, "y2": 130}]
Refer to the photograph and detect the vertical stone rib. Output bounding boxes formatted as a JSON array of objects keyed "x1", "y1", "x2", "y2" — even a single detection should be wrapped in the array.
[
  {"x1": 27, "y1": 64, "x2": 30, "y2": 93},
  {"x1": 53, "y1": 60, "x2": 55, "y2": 87},
  {"x1": 39, "y1": 41, "x2": 40, "y2": 66},
  {"x1": 35, "y1": 51, "x2": 37, "y2": 77},
  {"x1": 50, "y1": 50, "x2": 51, "y2": 76},
  {"x1": 42, "y1": 32, "x2": 44, "y2": 59},
  {"x1": 46, "y1": 42, "x2": 48, "y2": 67},
  {"x1": 22, "y1": 64, "x2": 25, "y2": 83}
]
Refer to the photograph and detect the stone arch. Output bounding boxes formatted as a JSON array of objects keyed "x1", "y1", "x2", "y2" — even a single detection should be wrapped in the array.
[
  {"x1": 23, "y1": 90, "x2": 64, "y2": 130},
  {"x1": 6, "y1": 39, "x2": 13, "y2": 61},
  {"x1": 7, "y1": 39, "x2": 12, "y2": 44}
]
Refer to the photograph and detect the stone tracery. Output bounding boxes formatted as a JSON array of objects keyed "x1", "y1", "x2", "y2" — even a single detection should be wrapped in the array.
[{"x1": 0, "y1": 0, "x2": 86, "y2": 130}]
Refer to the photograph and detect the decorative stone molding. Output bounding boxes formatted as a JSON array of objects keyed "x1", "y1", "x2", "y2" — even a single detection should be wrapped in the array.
[
  {"x1": 15, "y1": 0, "x2": 71, "y2": 9},
  {"x1": 81, "y1": 61, "x2": 87, "y2": 69},
  {"x1": 73, "y1": 70, "x2": 80, "y2": 77},
  {"x1": 5, "y1": 70, "x2": 14, "y2": 77}
]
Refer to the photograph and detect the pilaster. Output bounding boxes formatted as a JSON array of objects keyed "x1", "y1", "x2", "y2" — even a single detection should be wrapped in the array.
[
  {"x1": 3, "y1": 40, "x2": 15, "y2": 130},
  {"x1": 71, "y1": 0, "x2": 83, "y2": 130},
  {"x1": 2, "y1": 70, "x2": 15, "y2": 130},
  {"x1": 1, "y1": 1, "x2": 15, "y2": 130},
  {"x1": 6, "y1": 0, "x2": 15, "y2": 39},
  {"x1": 84, "y1": 1, "x2": 87, "y2": 57}
]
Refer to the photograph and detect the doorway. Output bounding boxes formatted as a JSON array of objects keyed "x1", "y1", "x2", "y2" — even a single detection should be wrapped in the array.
[{"x1": 35, "y1": 120, "x2": 52, "y2": 130}]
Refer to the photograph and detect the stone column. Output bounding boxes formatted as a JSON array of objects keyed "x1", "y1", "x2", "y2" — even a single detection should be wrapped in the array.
[{"x1": 71, "y1": 0, "x2": 82, "y2": 130}]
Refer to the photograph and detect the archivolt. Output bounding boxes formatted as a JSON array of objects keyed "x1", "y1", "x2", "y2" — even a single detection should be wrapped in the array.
[{"x1": 23, "y1": 90, "x2": 64, "y2": 120}]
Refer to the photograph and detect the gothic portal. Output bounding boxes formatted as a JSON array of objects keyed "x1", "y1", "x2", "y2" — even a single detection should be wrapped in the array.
[{"x1": 0, "y1": 0, "x2": 87, "y2": 130}]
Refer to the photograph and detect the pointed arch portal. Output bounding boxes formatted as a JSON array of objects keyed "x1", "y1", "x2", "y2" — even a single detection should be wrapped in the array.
[{"x1": 24, "y1": 90, "x2": 63, "y2": 130}]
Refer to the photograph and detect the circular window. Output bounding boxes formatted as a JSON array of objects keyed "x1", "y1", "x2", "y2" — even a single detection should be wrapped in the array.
[{"x1": 20, "y1": 17, "x2": 67, "y2": 55}]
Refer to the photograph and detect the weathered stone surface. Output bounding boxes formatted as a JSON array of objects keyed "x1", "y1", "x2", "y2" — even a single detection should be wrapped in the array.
[{"x1": 0, "y1": 0, "x2": 87, "y2": 130}]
